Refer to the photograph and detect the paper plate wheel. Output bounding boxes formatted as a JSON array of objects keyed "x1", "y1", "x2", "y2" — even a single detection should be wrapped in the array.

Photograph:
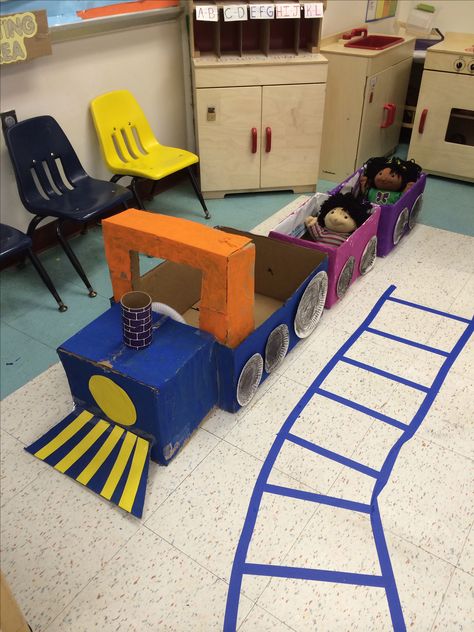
[
  {"x1": 265, "y1": 324, "x2": 290, "y2": 373},
  {"x1": 360, "y1": 236, "x2": 377, "y2": 275},
  {"x1": 236, "y1": 353, "x2": 264, "y2": 407},
  {"x1": 393, "y1": 207, "x2": 409, "y2": 245},
  {"x1": 294, "y1": 271, "x2": 328, "y2": 338},
  {"x1": 408, "y1": 194, "x2": 423, "y2": 230},
  {"x1": 336, "y1": 256, "x2": 355, "y2": 299}
]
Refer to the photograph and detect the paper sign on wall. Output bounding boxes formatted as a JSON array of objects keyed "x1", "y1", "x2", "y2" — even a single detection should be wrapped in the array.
[
  {"x1": 223, "y1": 4, "x2": 248, "y2": 22},
  {"x1": 0, "y1": 10, "x2": 51, "y2": 65},
  {"x1": 275, "y1": 3, "x2": 301, "y2": 19},
  {"x1": 249, "y1": 4, "x2": 275, "y2": 19},
  {"x1": 195, "y1": 4, "x2": 219, "y2": 21},
  {"x1": 303, "y1": 3, "x2": 324, "y2": 18}
]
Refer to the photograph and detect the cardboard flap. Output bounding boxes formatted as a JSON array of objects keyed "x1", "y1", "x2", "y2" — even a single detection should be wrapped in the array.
[{"x1": 25, "y1": 408, "x2": 151, "y2": 518}]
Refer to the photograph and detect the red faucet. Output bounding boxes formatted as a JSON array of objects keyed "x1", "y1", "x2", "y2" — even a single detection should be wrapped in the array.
[{"x1": 342, "y1": 27, "x2": 368, "y2": 40}]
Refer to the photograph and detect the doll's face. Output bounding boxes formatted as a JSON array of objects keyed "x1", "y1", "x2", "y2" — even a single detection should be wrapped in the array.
[
  {"x1": 374, "y1": 168, "x2": 402, "y2": 191},
  {"x1": 324, "y1": 206, "x2": 357, "y2": 233}
]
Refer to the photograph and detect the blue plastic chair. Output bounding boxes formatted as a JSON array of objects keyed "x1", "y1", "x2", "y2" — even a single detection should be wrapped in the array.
[
  {"x1": 0, "y1": 223, "x2": 67, "y2": 311},
  {"x1": 4, "y1": 116, "x2": 133, "y2": 297}
]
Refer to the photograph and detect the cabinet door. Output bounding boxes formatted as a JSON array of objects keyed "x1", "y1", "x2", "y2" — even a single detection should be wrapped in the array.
[
  {"x1": 260, "y1": 83, "x2": 326, "y2": 188},
  {"x1": 356, "y1": 58, "x2": 412, "y2": 165},
  {"x1": 408, "y1": 70, "x2": 474, "y2": 180},
  {"x1": 195, "y1": 86, "x2": 261, "y2": 192}
]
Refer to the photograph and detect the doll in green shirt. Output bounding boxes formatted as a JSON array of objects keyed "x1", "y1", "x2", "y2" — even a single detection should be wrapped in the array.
[{"x1": 360, "y1": 156, "x2": 422, "y2": 205}]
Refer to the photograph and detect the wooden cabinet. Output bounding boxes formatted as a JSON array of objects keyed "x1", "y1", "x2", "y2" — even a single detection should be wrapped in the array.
[
  {"x1": 319, "y1": 34, "x2": 415, "y2": 182},
  {"x1": 188, "y1": 2, "x2": 328, "y2": 198},
  {"x1": 407, "y1": 33, "x2": 474, "y2": 182}
]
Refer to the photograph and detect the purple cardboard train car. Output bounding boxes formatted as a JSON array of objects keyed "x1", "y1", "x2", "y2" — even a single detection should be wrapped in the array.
[
  {"x1": 328, "y1": 167, "x2": 427, "y2": 257},
  {"x1": 269, "y1": 192, "x2": 381, "y2": 308}
]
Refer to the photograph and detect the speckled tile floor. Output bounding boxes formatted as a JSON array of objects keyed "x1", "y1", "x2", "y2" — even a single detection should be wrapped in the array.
[{"x1": 1, "y1": 201, "x2": 473, "y2": 631}]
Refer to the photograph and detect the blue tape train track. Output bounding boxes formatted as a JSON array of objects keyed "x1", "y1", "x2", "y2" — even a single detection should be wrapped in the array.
[{"x1": 224, "y1": 285, "x2": 473, "y2": 631}]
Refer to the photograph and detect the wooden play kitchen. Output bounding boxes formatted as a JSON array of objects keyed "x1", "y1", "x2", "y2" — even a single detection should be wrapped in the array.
[
  {"x1": 407, "y1": 32, "x2": 474, "y2": 182},
  {"x1": 319, "y1": 28, "x2": 415, "y2": 182},
  {"x1": 188, "y1": 1, "x2": 328, "y2": 198}
]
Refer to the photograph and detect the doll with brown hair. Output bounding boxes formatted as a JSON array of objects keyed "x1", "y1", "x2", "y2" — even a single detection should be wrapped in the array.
[
  {"x1": 360, "y1": 156, "x2": 422, "y2": 205},
  {"x1": 304, "y1": 192, "x2": 372, "y2": 247}
]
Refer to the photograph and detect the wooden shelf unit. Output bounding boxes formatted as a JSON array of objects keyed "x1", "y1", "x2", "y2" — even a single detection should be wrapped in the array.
[
  {"x1": 188, "y1": 1, "x2": 328, "y2": 199},
  {"x1": 190, "y1": 1, "x2": 325, "y2": 58}
]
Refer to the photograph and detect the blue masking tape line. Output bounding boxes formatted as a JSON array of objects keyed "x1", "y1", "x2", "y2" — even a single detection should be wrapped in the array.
[
  {"x1": 339, "y1": 356, "x2": 430, "y2": 392},
  {"x1": 387, "y1": 296, "x2": 472, "y2": 324},
  {"x1": 223, "y1": 286, "x2": 397, "y2": 632},
  {"x1": 371, "y1": 500, "x2": 406, "y2": 632},
  {"x1": 286, "y1": 432, "x2": 380, "y2": 479},
  {"x1": 315, "y1": 387, "x2": 409, "y2": 431},
  {"x1": 371, "y1": 315, "x2": 474, "y2": 502},
  {"x1": 264, "y1": 483, "x2": 371, "y2": 514},
  {"x1": 365, "y1": 327, "x2": 450, "y2": 357},
  {"x1": 243, "y1": 563, "x2": 385, "y2": 587},
  {"x1": 225, "y1": 286, "x2": 472, "y2": 632}
]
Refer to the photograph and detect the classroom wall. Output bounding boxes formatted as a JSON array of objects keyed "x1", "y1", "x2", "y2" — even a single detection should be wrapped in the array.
[
  {"x1": 1, "y1": 1, "x2": 471, "y2": 231},
  {"x1": 0, "y1": 16, "x2": 188, "y2": 231}
]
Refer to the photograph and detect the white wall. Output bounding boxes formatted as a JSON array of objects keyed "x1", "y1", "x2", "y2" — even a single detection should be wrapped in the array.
[
  {"x1": 0, "y1": 17, "x2": 188, "y2": 230},
  {"x1": 396, "y1": 0, "x2": 474, "y2": 33},
  {"x1": 322, "y1": 0, "x2": 474, "y2": 38}
]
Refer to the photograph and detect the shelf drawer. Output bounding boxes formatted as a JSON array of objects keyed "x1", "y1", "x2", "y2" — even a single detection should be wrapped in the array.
[{"x1": 194, "y1": 61, "x2": 327, "y2": 88}]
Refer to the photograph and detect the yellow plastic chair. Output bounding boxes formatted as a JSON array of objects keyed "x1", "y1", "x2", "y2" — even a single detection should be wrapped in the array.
[{"x1": 90, "y1": 90, "x2": 210, "y2": 219}]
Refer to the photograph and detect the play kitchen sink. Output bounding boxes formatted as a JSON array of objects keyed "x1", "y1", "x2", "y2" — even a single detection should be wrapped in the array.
[{"x1": 343, "y1": 28, "x2": 404, "y2": 50}]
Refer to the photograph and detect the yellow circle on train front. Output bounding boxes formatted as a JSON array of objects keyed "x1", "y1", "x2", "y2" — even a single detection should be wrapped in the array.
[{"x1": 88, "y1": 375, "x2": 137, "y2": 426}]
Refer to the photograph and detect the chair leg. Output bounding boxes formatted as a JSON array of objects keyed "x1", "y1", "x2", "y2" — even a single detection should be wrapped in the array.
[
  {"x1": 186, "y1": 167, "x2": 211, "y2": 220},
  {"x1": 27, "y1": 250, "x2": 68, "y2": 312},
  {"x1": 18, "y1": 215, "x2": 45, "y2": 268},
  {"x1": 131, "y1": 177, "x2": 145, "y2": 210},
  {"x1": 56, "y1": 221, "x2": 97, "y2": 298}
]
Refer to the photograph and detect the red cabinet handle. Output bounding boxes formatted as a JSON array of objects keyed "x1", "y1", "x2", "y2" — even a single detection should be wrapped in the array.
[
  {"x1": 265, "y1": 126, "x2": 272, "y2": 153},
  {"x1": 381, "y1": 103, "x2": 396, "y2": 128},
  {"x1": 419, "y1": 108, "x2": 428, "y2": 133},
  {"x1": 251, "y1": 127, "x2": 257, "y2": 153}
]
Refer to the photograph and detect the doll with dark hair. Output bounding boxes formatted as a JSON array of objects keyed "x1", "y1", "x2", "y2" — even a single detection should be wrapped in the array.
[
  {"x1": 304, "y1": 192, "x2": 371, "y2": 247},
  {"x1": 360, "y1": 156, "x2": 422, "y2": 205}
]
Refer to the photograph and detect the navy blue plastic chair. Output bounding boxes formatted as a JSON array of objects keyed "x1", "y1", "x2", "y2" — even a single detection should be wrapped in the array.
[
  {"x1": 0, "y1": 223, "x2": 67, "y2": 312},
  {"x1": 4, "y1": 116, "x2": 133, "y2": 297}
]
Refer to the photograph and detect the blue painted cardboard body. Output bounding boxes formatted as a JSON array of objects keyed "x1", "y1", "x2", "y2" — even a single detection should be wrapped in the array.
[{"x1": 58, "y1": 305, "x2": 217, "y2": 465}]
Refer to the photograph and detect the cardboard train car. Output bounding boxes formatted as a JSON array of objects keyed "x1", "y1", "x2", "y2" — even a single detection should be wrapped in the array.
[
  {"x1": 328, "y1": 167, "x2": 427, "y2": 257},
  {"x1": 26, "y1": 210, "x2": 328, "y2": 517},
  {"x1": 269, "y1": 192, "x2": 381, "y2": 308}
]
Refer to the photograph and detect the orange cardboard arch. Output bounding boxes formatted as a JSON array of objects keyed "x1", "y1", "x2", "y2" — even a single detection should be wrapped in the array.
[{"x1": 102, "y1": 209, "x2": 255, "y2": 347}]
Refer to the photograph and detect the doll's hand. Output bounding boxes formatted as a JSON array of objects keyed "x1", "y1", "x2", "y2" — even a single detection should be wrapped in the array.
[
  {"x1": 305, "y1": 216, "x2": 317, "y2": 227},
  {"x1": 404, "y1": 181, "x2": 415, "y2": 192},
  {"x1": 359, "y1": 175, "x2": 368, "y2": 192}
]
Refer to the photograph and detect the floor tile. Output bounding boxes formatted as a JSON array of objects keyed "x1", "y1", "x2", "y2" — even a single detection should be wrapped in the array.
[
  {"x1": 416, "y1": 372, "x2": 474, "y2": 460},
  {"x1": 320, "y1": 360, "x2": 426, "y2": 426},
  {"x1": 255, "y1": 578, "x2": 391, "y2": 631},
  {"x1": 0, "y1": 363, "x2": 73, "y2": 444},
  {"x1": 0, "y1": 429, "x2": 48, "y2": 508},
  {"x1": 0, "y1": 324, "x2": 58, "y2": 399},
  {"x1": 282, "y1": 504, "x2": 380, "y2": 575},
  {"x1": 1, "y1": 469, "x2": 139, "y2": 632},
  {"x1": 378, "y1": 436, "x2": 474, "y2": 566},
  {"x1": 223, "y1": 376, "x2": 307, "y2": 462},
  {"x1": 457, "y1": 525, "x2": 473, "y2": 575},
  {"x1": 47, "y1": 526, "x2": 254, "y2": 632},
  {"x1": 2, "y1": 289, "x2": 111, "y2": 349},
  {"x1": 431, "y1": 568, "x2": 474, "y2": 631},
  {"x1": 386, "y1": 532, "x2": 455, "y2": 631},
  {"x1": 238, "y1": 604, "x2": 296, "y2": 631}
]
